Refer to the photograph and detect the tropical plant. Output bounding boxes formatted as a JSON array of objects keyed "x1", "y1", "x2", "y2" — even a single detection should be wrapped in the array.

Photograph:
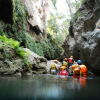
[{"x1": 0, "y1": 35, "x2": 32, "y2": 70}]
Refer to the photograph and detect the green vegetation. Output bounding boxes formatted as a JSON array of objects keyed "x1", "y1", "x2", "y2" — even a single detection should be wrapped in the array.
[
  {"x1": 0, "y1": 0, "x2": 27, "y2": 45},
  {"x1": 0, "y1": 0, "x2": 83, "y2": 60},
  {"x1": 81, "y1": 0, "x2": 87, "y2": 4},
  {"x1": 0, "y1": 0, "x2": 63, "y2": 59},
  {"x1": 0, "y1": 0, "x2": 84, "y2": 60},
  {"x1": 0, "y1": 35, "x2": 20, "y2": 49},
  {"x1": 0, "y1": 35, "x2": 27, "y2": 57},
  {"x1": 46, "y1": 14, "x2": 69, "y2": 59},
  {"x1": 46, "y1": 14, "x2": 69, "y2": 43},
  {"x1": 0, "y1": 35, "x2": 31, "y2": 70},
  {"x1": 25, "y1": 33, "x2": 63, "y2": 59}
]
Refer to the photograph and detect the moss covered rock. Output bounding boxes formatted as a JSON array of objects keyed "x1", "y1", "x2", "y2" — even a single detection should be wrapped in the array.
[
  {"x1": 0, "y1": 42, "x2": 24, "y2": 75},
  {"x1": 0, "y1": 36, "x2": 47, "y2": 75},
  {"x1": 23, "y1": 48, "x2": 47, "y2": 74}
]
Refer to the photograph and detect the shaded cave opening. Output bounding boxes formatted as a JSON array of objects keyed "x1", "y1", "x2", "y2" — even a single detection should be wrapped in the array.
[
  {"x1": 0, "y1": 0, "x2": 13, "y2": 24},
  {"x1": 29, "y1": 24, "x2": 42, "y2": 35}
]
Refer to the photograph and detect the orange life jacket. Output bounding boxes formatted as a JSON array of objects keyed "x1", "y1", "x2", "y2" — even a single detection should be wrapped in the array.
[
  {"x1": 79, "y1": 65, "x2": 87, "y2": 76},
  {"x1": 80, "y1": 65, "x2": 87, "y2": 72}
]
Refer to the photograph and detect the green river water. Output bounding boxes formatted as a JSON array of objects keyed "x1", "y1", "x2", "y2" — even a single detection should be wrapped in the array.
[{"x1": 0, "y1": 75, "x2": 100, "y2": 100}]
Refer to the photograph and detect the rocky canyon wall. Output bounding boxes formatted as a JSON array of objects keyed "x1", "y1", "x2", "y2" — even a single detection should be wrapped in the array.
[
  {"x1": 22, "y1": 0, "x2": 50, "y2": 36},
  {"x1": 63, "y1": 0, "x2": 100, "y2": 74}
]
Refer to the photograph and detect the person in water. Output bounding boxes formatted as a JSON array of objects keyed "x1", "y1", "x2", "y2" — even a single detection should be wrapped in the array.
[
  {"x1": 67, "y1": 56, "x2": 74, "y2": 68},
  {"x1": 62, "y1": 58, "x2": 68, "y2": 71},
  {"x1": 60, "y1": 66, "x2": 67, "y2": 71},
  {"x1": 50, "y1": 64, "x2": 58, "y2": 75},
  {"x1": 69, "y1": 61, "x2": 79, "y2": 76},
  {"x1": 58, "y1": 66, "x2": 69, "y2": 76},
  {"x1": 53, "y1": 59, "x2": 61, "y2": 72},
  {"x1": 79, "y1": 65, "x2": 87, "y2": 77},
  {"x1": 73, "y1": 60, "x2": 87, "y2": 77}
]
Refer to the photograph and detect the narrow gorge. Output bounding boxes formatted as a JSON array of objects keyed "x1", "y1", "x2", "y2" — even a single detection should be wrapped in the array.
[{"x1": 0, "y1": 0, "x2": 100, "y2": 75}]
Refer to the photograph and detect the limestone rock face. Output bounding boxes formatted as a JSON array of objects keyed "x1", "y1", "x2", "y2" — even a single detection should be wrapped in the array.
[
  {"x1": 63, "y1": 0, "x2": 100, "y2": 74},
  {"x1": 23, "y1": 48, "x2": 47, "y2": 74},
  {"x1": 0, "y1": 44, "x2": 24, "y2": 75},
  {"x1": 22, "y1": 0, "x2": 50, "y2": 34}
]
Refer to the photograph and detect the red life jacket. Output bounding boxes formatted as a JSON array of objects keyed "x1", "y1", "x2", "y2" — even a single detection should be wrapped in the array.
[{"x1": 58, "y1": 70, "x2": 69, "y2": 76}]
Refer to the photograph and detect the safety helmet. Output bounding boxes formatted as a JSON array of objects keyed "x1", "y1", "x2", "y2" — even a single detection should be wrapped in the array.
[
  {"x1": 60, "y1": 66, "x2": 67, "y2": 71},
  {"x1": 51, "y1": 64, "x2": 56, "y2": 69},
  {"x1": 77, "y1": 60, "x2": 82, "y2": 65}
]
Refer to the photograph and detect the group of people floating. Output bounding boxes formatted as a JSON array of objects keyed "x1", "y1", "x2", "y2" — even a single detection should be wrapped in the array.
[{"x1": 50, "y1": 56, "x2": 88, "y2": 77}]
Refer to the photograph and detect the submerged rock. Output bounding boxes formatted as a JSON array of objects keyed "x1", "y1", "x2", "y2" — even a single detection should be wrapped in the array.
[{"x1": 63, "y1": 0, "x2": 100, "y2": 74}]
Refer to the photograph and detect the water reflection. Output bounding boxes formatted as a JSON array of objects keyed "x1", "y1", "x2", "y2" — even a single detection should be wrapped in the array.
[
  {"x1": 58, "y1": 75, "x2": 87, "y2": 90},
  {"x1": 79, "y1": 77, "x2": 87, "y2": 88},
  {"x1": 0, "y1": 75, "x2": 99, "y2": 100}
]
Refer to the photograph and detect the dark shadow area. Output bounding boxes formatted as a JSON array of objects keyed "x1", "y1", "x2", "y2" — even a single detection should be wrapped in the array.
[
  {"x1": 0, "y1": 0, "x2": 13, "y2": 24},
  {"x1": 69, "y1": 22, "x2": 74, "y2": 37},
  {"x1": 29, "y1": 24, "x2": 42, "y2": 35}
]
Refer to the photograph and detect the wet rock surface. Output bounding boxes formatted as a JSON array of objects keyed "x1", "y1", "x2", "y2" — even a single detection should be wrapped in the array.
[
  {"x1": 22, "y1": 0, "x2": 50, "y2": 34},
  {"x1": 63, "y1": 0, "x2": 100, "y2": 74}
]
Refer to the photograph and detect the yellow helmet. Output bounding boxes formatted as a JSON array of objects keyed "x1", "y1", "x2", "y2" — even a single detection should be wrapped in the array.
[
  {"x1": 60, "y1": 66, "x2": 67, "y2": 71},
  {"x1": 51, "y1": 64, "x2": 56, "y2": 69}
]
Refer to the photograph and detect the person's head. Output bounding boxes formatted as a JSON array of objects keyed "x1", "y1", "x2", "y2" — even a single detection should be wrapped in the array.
[
  {"x1": 64, "y1": 58, "x2": 67, "y2": 61},
  {"x1": 70, "y1": 56, "x2": 73, "y2": 58},
  {"x1": 77, "y1": 60, "x2": 82, "y2": 65}
]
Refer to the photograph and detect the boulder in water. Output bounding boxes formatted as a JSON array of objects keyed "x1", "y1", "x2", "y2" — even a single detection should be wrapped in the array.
[{"x1": 23, "y1": 48, "x2": 47, "y2": 74}]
